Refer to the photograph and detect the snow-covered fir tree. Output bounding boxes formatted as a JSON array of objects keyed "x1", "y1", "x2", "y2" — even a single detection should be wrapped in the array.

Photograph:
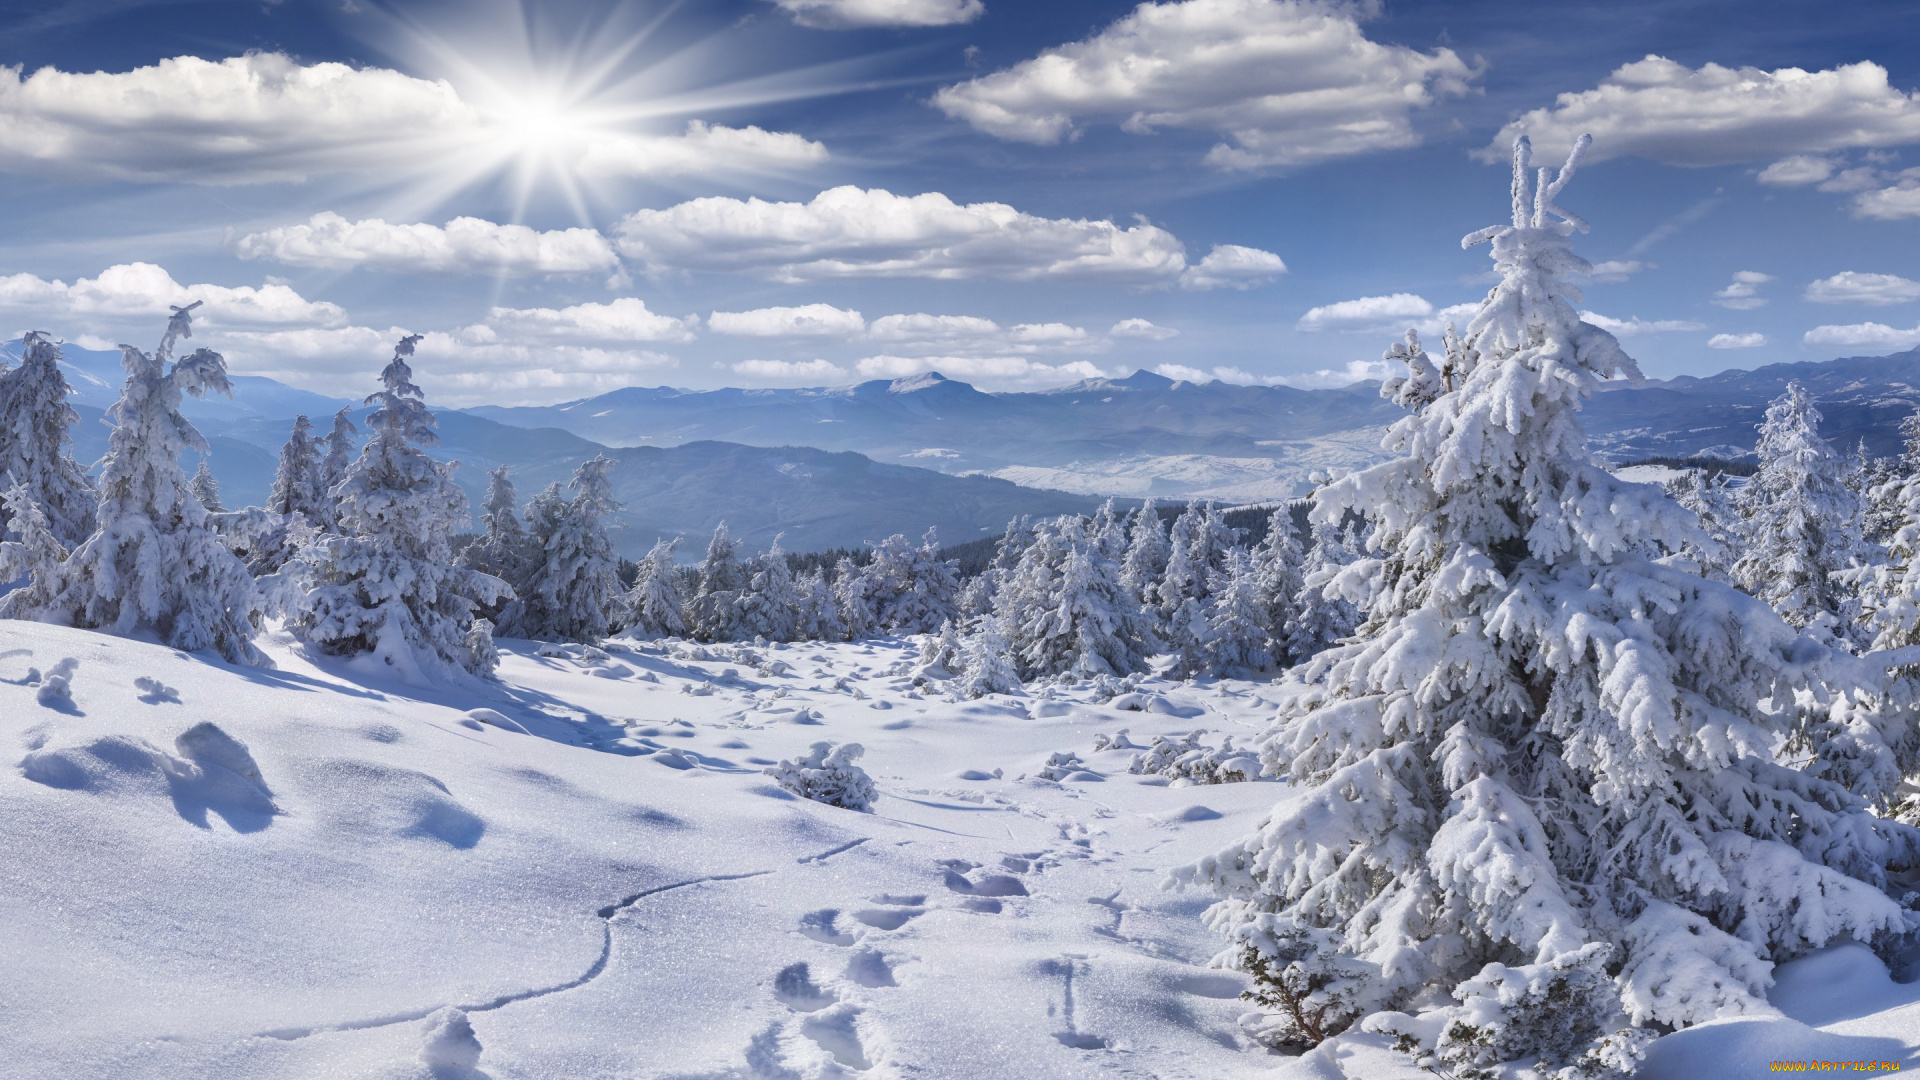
[
  {"x1": 795, "y1": 567, "x2": 844, "y2": 642},
  {"x1": 954, "y1": 613, "x2": 1021, "y2": 697},
  {"x1": 456, "y1": 465, "x2": 535, "y2": 612},
  {"x1": 860, "y1": 529, "x2": 959, "y2": 634},
  {"x1": 1284, "y1": 519, "x2": 1363, "y2": 663},
  {"x1": 1733, "y1": 381, "x2": 1866, "y2": 644},
  {"x1": 0, "y1": 305, "x2": 263, "y2": 663},
  {"x1": 1202, "y1": 547, "x2": 1273, "y2": 675},
  {"x1": 189, "y1": 460, "x2": 224, "y2": 513},
  {"x1": 738, "y1": 535, "x2": 802, "y2": 642},
  {"x1": 1864, "y1": 422, "x2": 1913, "y2": 546},
  {"x1": 0, "y1": 331, "x2": 95, "y2": 547},
  {"x1": 960, "y1": 514, "x2": 1033, "y2": 617},
  {"x1": 1664, "y1": 467, "x2": 1741, "y2": 580},
  {"x1": 1118, "y1": 499, "x2": 1169, "y2": 606},
  {"x1": 513, "y1": 455, "x2": 623, "y2": 643},
  {"x1": 688, "y1": 522, "x2": 749, "y2": 642},
  {"x1": 1249, "y1": 506, "x2": 1305, "y2": 665},
  {"x1": 992, "y1": 515, "x2": 1154, "y2": 681},
  {"x1": 0, "y1": 481, "x2": 68, "y2": 608},
  {"x1": 1179, "y1": 137, "x2": 1917, "y2": 1066},
  {"x1": 316, "y1": 406, "x2": 359, "y2": 531},
  {"x1": 1186, "y1": 501, "x2": 1241, "y2": 588},
  {"x1": 279, "y1": 335, "x2": 508, "y2": 680},
  {"x1": 624, "y1": 537, "x2": 689, "y2": 639},
  {"x1": 833, "y1": 555, "x2": 875, "y2": 640},
  {"x1": 267, "y1": 414, "x2": 324, "y2": 521}
]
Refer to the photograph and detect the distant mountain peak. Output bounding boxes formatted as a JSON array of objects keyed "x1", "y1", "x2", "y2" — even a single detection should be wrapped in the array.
[
  {"x1": 887, "y1": 371, "x2": 950, "y2": 394},
  {"x1": 1112, "y1": 369, "x2": 1175, "y2": 391}
]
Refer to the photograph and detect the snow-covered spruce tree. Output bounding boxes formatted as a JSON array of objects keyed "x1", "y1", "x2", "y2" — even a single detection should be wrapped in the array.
[
  {"x1": 1284, "y1": 519, "x2": 1363, "y2": 663},
  {"x1": 689, "y1": 521, "x2": 748, "y2": 642},
  {"x1": 1178, "y1": 136, "x2": 1918, "y2": 1064},
  {"x1": 624, "y1": 537, "x2": 689, "y2": 639},
  {"x1": 1734, "y1": 382, "x2": 1867, "y2": 645},
  {"x1": 960, "y1": 514, "x2": 1034, "y2": 617},
  {"x1": 1250, "y1": 507, "x2": 1306, "y2": 665},
  {"x1": 0, "y1": 331, "x2": 95, "y2": 547},
  {"x1": 1091, "y1": 498, "x2": 1127, "y2": 561},
  {"x1": 1663, "y1": 468, "x2": 1740, "y2": 581},
  {"x1": 267, "y1": 414, "x2": 324, "y2": 520},
  {"x1": 738, "y1": 535, "x2": 802, "y2": 642},
  {"x1": 0, "y1": 482, "x2": 67, "y2": 608},
  {"x1": 279, "y1": 335, "x2": 509, "y2": 680},
  {"x1": 1119, "y1": 498, "x2": 1170, "y2": 606},
  {"x1": 1203, "y1": 547, "x2": 1274, "y2": 675},
  {"x1": 514, "y1": 454, "x2": 623, "y2": 642},
  {"x1": 189, "y1": 460, "x2": 225, "y2": 513},
  {"x1": 0, "y1": 306, "x2": 264, "y2": 662},
  {"x1": 1152, "y1": 510, "x2": 1213, "y2": 677},
  {"x1": 861, "y1": 529, "x2": 960, "y2": 634},
  {"x1": 994, "y1": 515, "x2": 1154, "y2": 681},
  {"x1": 954, "y1": 613, "x2": 1021, "y2": 697},
  {"x1": 316, "y1": 406, "x2": 359, "y2": 531},
  {"x1": 456, "y1": 465, "x2": 535, "y2": 612},
  {"x1": 834, "y1": 555, "x2": 875, "y2": 640},
  {"x1": 1187, "y1": 501, "x2": 1241, "y2": 588},
  {"x1": 1863, "y1": 419, "x2": 1917, "y2": 546},
  {"x1": 795, "y1": 567, "x2": 844, "y2": 642}
]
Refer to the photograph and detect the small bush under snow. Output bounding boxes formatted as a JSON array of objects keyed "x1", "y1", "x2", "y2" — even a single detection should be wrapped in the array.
[
  {"x1": 764, "y1": 742, "x2": 876, "y2": 811},
  {"x1": 1128, "y1": 732, "x2": 1259, "y2": 784}
]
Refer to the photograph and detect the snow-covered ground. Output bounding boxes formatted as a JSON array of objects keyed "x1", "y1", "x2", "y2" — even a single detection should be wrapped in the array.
[
  {"x1": 5, "y1": 621, "x2": 1918, "y2": 1079},
  {"x1": 985, "y1": 433, "x2": 1391, "y2": 503}
]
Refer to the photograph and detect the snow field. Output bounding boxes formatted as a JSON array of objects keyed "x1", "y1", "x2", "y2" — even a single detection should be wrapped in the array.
[{"x1": 0, "y1": 623, "x2": 1294, "y2": 1079}]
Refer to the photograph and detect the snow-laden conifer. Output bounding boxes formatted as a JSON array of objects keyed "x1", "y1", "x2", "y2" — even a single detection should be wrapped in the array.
[
  {"x1": 514, "y1": 455, "x2": 623, "y2": 642},
  {"x1": 1664, "y1": 468, "x2": 1740, "y2": 581},
  {"x1": 457, "y1": 465, "x2": 535, "y2": 607},
  {"x1": 1119, "y1": 499, "x2": 1170, "y2": 605},
  {"x1": 954, "y1": 614, "x2": 1020, "y2": 697},
  {"x1": 1, "y1": 306, "x2": 264, "y2": 663},
  {"x1": 1179, "y1": 137, "x2": 1916, "y2": 1059},
  {"x1": 1203, "y1": 547, "x2": 1273, "y2": 675},
  {"x1": 316, "y1": 406, "x2": 358, "y2": 531},
  {"x1": 860, "y1": 529, "x2": 960, "y2": 634},
  {"x1": 1734, "y1": 381, "x2": 1866, "y2": 643},
  {"x1": 994, "y1": 515, "x2": 1154, "y2": 681},
  {"x1": 279, "y1": 335, "x2": 508, "y2": 680},
  {"x1": 624, "y1": 537, "x2": 689, "y2": 639},
  {"x1": 0, "y1": 481, "x2": 68, "y2": 609},
  {"x1": 689, "y1": 522, "x2": 748, "y2": 642},
  {"x1": 267, "y1": 414, "x2": 324, "y2": 521},
  {"x1": 1187, "y1": 502, "x2": 1240, "y2": 588},
  {"x1": 0, "y1": 331, "x2": 95, "y2": 547},
  {"x1": 189, "y1": 460, "x2": 224, "y2": 513},
  {"x1": 795, "y1": 567, "x2": 844, "y2": 642},
  {"x1": 738, "y1": 535, "x2": 802, "y2": 643},
  {"x1": 834, "y1": 555, "x2": 875, "y2": 641},
  {"x1": 1249, "y1": 507, "x2": 1305, "y2": 664},
  {"x1": 1284, "y1": 519, "x2": 1362, "y2": 663}
]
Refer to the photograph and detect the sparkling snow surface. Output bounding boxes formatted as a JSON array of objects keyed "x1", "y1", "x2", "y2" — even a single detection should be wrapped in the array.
[{"x1": 4, "y1": 622, "x2": 1917, "y2": 1079}]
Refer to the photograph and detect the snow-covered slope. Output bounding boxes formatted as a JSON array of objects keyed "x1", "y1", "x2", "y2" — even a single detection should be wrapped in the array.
[{"x1": 5, "y1": 621, "x2": 1918, "y2": 1077}]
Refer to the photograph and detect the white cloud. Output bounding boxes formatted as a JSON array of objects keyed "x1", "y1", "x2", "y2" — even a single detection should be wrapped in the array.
[
  {"x1": 1483, "y1": 57, "x2": 1920, "y2": 167},
  {"x1": 865, "y1": 313, "x2": 1099, "y2": 355},
  {"x1": 1578, "y1": 311, "x2": 1706, "y2": 335},
  {"x1": 1804, "y1": 321, "x2": 1920, "y2": 351},
  {"x1": 1708, "y1": 332, "x2": 1768, "y2": 349},
  {"x1": 1110, "y1": 318, "x2": 1179, "y2": 340},
  {"x1": 465, "y1": 298, "x2": 697, "y2": 344},
  {"x1": 932, "y1": 0, "x2": 1475, "y2": 170},
  {"x1": 1269, "y1": 359, "x2": 1393, "y2": 388},
  {"x1": 579, "y1": 122, "x2": 827, "y2": 178},
  {"x1": 1854, "y1": 179, "x2": 1920, "y2": 220},
  {"x1": 235, "y1": 213, "x2": 618, "y2": 276},
  {"x1": 1758, "y1": 155, "x2": 1840, "y2": 186},
  {"x1": 1295, "y1": 293, "x2": 1431, "y2": 332},
  {"x1": 1804, "y1": 271, "x2": 1920, "y2": 306},
  {"x1": 1711, "y1": 270, "x2": 1774, "y2": 310},
  {"x1": 0, "y1": 262, "x2": 344, "y2": 329},
  {"x1": 708, "y1": 304, "x2": 866, "y2": 337},
  {"x1": 0, "y1": 53, "x2": 476, "y2": 183},
  {"x1": 730, "y1": 358, "x2": 850, "y2": 382},
  {"x1": 769, "y1": 0, "x2": 983, "y2": 29},
  {"x1": 853, "y1": 354, "x2": 1110, "y2": 389},
  {"x1": 1179, "y1": 244, "x2": 1287, "y2": 290},
  {"x1": 1153, "y1": 363, "x2": 1215, "y2": 384},
  {"x1": 1587, "y1": 259, "x2": 1648, "y2": 282},
  {"x1": 614, "y1": 186, "x2": 1211, "y2": 284}
]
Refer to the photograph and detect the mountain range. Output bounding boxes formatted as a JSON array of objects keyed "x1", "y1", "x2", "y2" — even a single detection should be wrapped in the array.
[{"x1": 30, "y1": 340, "x2": 1920, "y2": 557}]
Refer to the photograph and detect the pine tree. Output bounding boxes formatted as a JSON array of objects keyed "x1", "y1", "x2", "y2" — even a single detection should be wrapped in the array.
[
  {"x1": 689, "y1": 522, "x2": 748, "y2": 642},
  {"x1": 1187, "y1": 502, "x2": 1241, "y2": 590},
  {"x1": 0, "y1": 331, "x2": 95, "y2": 547},
  {"x1": 624, "y1": 537, "x2": 689, "y2": 639},
  {"x1": 738, "y1": 535, "x2": 802, "y2": 642},
  {"x1": 834, "y1": 555, "x2": 875, "y2": 641},
  {"x1": 0, "y1": 306, "x2": 264, "y2": 662},
  {"x1": 316, "y1": 406, "x2": 359, "y2": 531},
  {"x1": 1119, "y1": 499, "x2": 1170, "y2": 606},
  {"x1": 514, "y1": 455, "x2": 623, "y2": 642},
  {"x1": 995, "y1": 516, "x2": 1155, "y2": 681},
  {"x1": 267, "y1": 414, "x2": 323, "y2": 521},
  {"x1": 1284, "y1": 519, "x2": 1362, "y2": 662},
  {"x1": 1733, "y1": 382, "x2": 1866, "y2": 644},
  {"x1": 0, "y1": 481, "x2": 68, "y2": 609},
  {"x1": 961, "y1": 515, "x2": 1034, "y2": 617},
  {"x1": 1203, "y1": 547, "x2": 1274, "y2": 674},
  {"x1": 1179, "y1": 137, "x2": 1915, "y2": 1060},
  {"x1": 280, "y1": 335, "x2": 509, "y2": 680},
  {"x1": 1664, "y1": 468, "x2": 1740, "y2": 580},
  {"x1": 189, "y1": 460, "x2": 224, "y2": 513},
  {"x1": 955, "y1": 614, "x2": 1021, "y2": 697},
  {"x1": 860, "y1": 529, "x2": 960, "y2": 634},
  {"x1": 795, "y1": 567, "x2": 843, "y2": 641},
  {"x1": 1250, "y1": 507, "x2": 1306, "y2": 664},
  {"x1": 457, "y1": 465, "x2": 535, "y2": 612}
]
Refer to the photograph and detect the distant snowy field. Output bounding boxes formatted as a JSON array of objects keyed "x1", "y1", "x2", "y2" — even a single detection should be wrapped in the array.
[{"x1": 2, "y1": 622, "x2": 1915, "y2": 1080}]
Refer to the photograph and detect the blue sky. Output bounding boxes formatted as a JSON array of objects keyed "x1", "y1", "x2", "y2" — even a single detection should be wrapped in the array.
[{"x1": 1, "y1": 0, "x2": 1919, "y2": 405}]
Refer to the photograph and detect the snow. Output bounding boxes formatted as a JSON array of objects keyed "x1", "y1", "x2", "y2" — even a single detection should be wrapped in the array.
[{"x1": 1, "y1": 620, "x2": 1304, "y2": 1079}]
